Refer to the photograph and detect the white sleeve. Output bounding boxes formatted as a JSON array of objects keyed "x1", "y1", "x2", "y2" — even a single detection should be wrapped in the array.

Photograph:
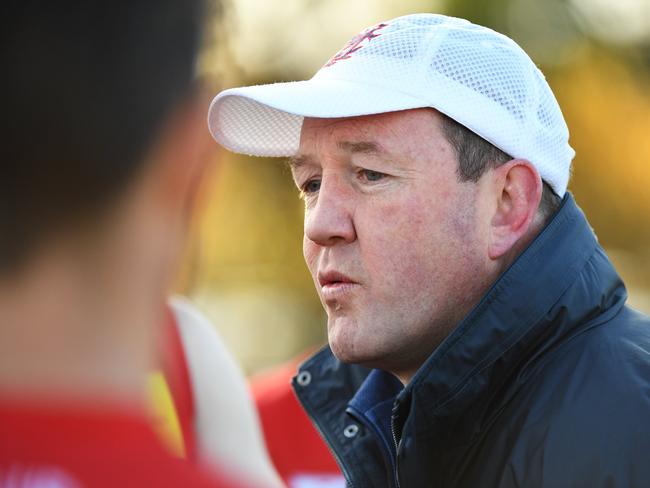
[{"x1": 169, "y1": 296, "x2": 285, "y2": 488}]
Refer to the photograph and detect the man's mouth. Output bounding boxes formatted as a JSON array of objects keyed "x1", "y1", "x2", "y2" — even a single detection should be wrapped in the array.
[
  {"x1": 318, "y1": 271, "x2": 360, "y2": 301},
  {"x1": 318, "y1": 270, "x2": 356, "y2": 287}
]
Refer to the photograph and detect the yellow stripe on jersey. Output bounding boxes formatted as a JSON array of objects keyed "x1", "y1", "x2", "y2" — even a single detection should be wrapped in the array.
[{"x1": 147, "y1": 372, "x2": 185, "y2": 457}]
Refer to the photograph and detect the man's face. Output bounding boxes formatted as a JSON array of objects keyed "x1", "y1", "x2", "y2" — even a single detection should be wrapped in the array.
[{"x1": 291, "y1": 109, "x2": 495, "y2": 380}]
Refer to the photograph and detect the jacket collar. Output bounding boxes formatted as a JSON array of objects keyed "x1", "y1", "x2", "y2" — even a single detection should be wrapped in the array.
[{"x1": 395, "y1": 193, "x2": 627, "y2": 441}]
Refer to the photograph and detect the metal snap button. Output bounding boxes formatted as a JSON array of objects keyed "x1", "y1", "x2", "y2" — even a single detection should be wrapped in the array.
[
  {"x1": 343, "y1": 424, "x2": 359, "y2": 438},
  {"x1": 297, "y1": 370, "x2": 312, "y2": 387}
]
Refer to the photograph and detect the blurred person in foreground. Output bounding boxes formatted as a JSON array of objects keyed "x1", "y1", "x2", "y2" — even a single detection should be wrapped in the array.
[
  {"x1": 208, "y1": 14, "x2": 650, "y2": 488},
  {"x1": 0, "y1": 1, "x2": 253, "y2": 486}
]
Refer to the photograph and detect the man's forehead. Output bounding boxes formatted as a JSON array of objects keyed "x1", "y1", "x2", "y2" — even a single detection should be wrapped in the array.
[{"x1": 292, "y1": 109, "x2": 441, "y2": 166}]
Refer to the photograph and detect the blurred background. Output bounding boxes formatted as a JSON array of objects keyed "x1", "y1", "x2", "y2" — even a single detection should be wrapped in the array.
[{"x1": 178, "y1": 0, "x2": 650, "y2": 375}]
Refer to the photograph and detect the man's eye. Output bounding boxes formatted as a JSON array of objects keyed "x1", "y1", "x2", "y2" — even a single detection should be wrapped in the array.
[
  {"x1": 302, "y1": 179, "x2": 321, "y2": 193},
  {"x1": 361, "y1": 169, "x2": 386, "y2": 182}
]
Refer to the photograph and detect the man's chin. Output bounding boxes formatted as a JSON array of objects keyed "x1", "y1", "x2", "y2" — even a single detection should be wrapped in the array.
[
  {"x1": 327, "y1": 316, "x2": 361, "y2": 364},
  {"x1": 329, "y1": 342, "x2": 359, "y2": 364},
  {"x1": 327, "y1": 318, "x2": 378, "y2": 366}
]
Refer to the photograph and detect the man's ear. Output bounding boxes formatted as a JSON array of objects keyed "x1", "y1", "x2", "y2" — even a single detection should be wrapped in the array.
[{"x1": 488, "y1": 159, "x2": 542, "y2": 260}]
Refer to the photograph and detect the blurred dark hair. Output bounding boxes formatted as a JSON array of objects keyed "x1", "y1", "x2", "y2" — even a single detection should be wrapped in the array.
[
  {"x1": 0, "y1": 0, "x2": 207, "y2": 275},
  {"x1": 440, "y1": 113, "x2": 561, "y2": 220}
]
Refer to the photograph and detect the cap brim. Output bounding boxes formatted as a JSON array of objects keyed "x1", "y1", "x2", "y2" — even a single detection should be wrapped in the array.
[{"x1": 208, "y1": 78, "x2": 428, "y2": 157}]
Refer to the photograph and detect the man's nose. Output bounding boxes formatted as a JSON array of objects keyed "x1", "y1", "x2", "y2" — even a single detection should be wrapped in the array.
[{"x1": 304, "y1": 176, "x2": 356, "y2": 246}]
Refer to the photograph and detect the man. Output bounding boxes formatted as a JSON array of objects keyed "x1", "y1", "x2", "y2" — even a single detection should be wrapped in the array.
[
  {"x1": 0, "y1": 1, "x2": 247, "y2": 486},
  {"x1": 207, "y1": 13, "x2": 650, "y2": 488}
]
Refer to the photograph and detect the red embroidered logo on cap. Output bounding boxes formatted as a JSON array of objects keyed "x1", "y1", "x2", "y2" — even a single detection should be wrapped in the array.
[{"x1": 324, "y1": 23, "x2": 388, "y2": 67}]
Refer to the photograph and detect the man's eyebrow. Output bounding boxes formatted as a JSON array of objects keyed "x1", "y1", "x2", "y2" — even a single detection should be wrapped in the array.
[
  {"x1": 286, "y1": 141, "x2": 386, "y2": 170},
  {"x1": 286, "y1": 154, "x2": 313, "y2": 170},
  {"x1": 337, "y1": 140, "x2": 384, "y2": 154}
]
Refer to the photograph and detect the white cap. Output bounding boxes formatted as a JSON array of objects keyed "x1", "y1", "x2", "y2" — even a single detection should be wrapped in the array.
[{"x1": 208, "y1": 13, "x2": 574, "y2": 196}]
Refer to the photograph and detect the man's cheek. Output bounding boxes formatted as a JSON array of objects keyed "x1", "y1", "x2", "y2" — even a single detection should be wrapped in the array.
[
  {"x1": 303, "y1": 237, "x2": 318, "y2": 272},
  {"x1": 369, "y1": 235, "x2": 429, "y2": 298}
]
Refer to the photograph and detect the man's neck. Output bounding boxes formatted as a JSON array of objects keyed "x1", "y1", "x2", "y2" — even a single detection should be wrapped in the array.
[{"x1": 392, "y1": 218, "x2": 550, "y2": 386}]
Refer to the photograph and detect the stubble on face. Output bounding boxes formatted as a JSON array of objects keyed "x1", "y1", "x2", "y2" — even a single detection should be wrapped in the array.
[{"x1": 295, "y1": 109, "x2": 494, "y2": 383}]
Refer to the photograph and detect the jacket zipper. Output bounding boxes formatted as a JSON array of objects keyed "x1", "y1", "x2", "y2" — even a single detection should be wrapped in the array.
[{"x1": 391, "y1": 418, "x2": 402, "y2": 488}]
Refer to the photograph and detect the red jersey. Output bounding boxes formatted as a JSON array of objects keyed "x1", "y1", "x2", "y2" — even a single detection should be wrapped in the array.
[{"x1": 0, "y1": 399, "x2": 244, "y2": 488}]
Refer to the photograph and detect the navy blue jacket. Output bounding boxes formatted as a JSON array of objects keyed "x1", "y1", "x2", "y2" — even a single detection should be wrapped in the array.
[{"x1": 293, "y1": 195, "x2": 650, "y2": 488}]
